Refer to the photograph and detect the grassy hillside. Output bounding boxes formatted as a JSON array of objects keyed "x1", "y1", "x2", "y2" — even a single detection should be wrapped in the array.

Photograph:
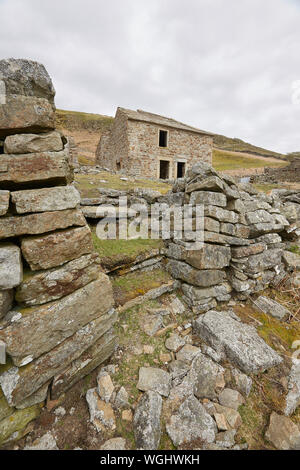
[
  {"x1": 213, "y1": 133, "x2": 285, "y2": 160},
  {"x1": 212, "y1": 148, "x2": 288, "y2": 172},
  {"x1": 56, "y1": 109, "x2": 113, "y2": 132}
]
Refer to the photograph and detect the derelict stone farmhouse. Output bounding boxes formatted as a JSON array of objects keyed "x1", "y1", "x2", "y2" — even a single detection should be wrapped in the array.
[{"x1": 96, "y1": 108, "x2": 213, "y2": 179}]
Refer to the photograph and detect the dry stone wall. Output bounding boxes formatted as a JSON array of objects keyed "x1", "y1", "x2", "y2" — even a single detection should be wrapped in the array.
[
  {"x1": 165, "y1": 162, "x2": 300, "y2": 312},
  {"x1": 0, "y1": 59, "x2": 117, "y2": 446}
]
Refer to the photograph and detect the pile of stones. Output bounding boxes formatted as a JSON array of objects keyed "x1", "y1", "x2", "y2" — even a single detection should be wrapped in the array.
[
  {"x1": 0, "y1": 59, "x2": 117, "y2": 445},
  {"x1": 165, "y1": 162, "x2": 300, "y2": 311}
]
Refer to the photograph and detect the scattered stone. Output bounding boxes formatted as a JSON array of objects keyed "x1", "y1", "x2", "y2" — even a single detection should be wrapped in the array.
[
  {"x1": 214, "y1": 404, "x2": 242, "y2": 430},
  {"x1": 86, "y1": 388, "x2": 116, "y2": 433},
  {"x1": 165, "y1": 334, "x2": 185, "y2": 352},
  {"x1": 218, "y1": 388, "x2": 245, "y2": 410},
  {"x1": 201, "y1": 344, "x2": 224, "y2": 363},
  {"x1": 265, "y1": 412, "x2": 300, "y2": 450},
  {"x1": 231, "y1": 368, "x2": 252, "y2": 397},
  {"x1": 100, "y1": 438, "x2": 127, "y2": 451},
  {"x1": 169, "y1": 296, "x2": 186, "y2": 315},
  {"x1": 214, "y1": 413, "x2": 228, "y2": 431},
  {"x1": 190, "y1": 352, "x2": 225, "y2": 399},
  {"x1": 168, "y1": 360, "x2": 190, "y2": 381},
  {"x1": 166, "y1": 396, "x2": 216, "y2": 447},
  {"x1": 194, "y1": 310, "x2": 283, "y2": 374},
  {"x1": 160, "y1": 353, "x2": 172, "y2": 363},
  {"x1": 0, "y1": 243, "x2": 23, "y2": 289},
  {"x1": 97, "y1": 373, "x2": 114, "y2": 403},
  {"x1": 176, "y1": 344, "x2": 201, "y2": 364},
  {"x1": 114, "y1": 387, "x2": 129, "y2": 409},
  {"x1": 54, "y1": 406, "x2": 66, "y2": 417},
  {"x1": 143, "y1": 345, "x2": 154, "y2": 355},
  {"x1": 24, "y1": 432, "x2": 58, "y2": 450},
  {"x1": 215, "y1": 430, "x2": 236, "y2": 449},
  {"x1": 137, "y1": 367, "x2": 171, "y2": 397},
  {"x1": 285, "y1": 358, "x2": 300, "y2": 416},
  {"x1": 133, "y1": 391, "x2": 162, "y2": 450},
  {"x1": 143, "y1": 315, "x2": 163, "y2": 337},
  {"x1": 254, "y1": 296, "x2": 290, "y2": 321},
  {"x1": 122, "y1": 409, "x2": 133, "y2": 422}
]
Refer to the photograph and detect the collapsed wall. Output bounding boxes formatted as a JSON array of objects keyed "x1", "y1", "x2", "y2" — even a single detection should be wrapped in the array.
[
  {"x1": 164, "y1": 162, "x2": 300, "y2": 312},
  {"x1": 0, "y1": 59, "x2": 117, "y2": 445},
  {"x1": 251, "y1": 158, "x2": 300, "y2": 184}
]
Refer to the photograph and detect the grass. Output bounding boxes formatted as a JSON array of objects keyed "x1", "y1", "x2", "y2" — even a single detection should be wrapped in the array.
[
  {"x1": 288, "y1": 245, "x2": 300, "y2": 256},
  {"x1": 213, "y1": 134, "x2": 285, "y2": 159},
  {"x1": 56, "y1": 109, "x2": 113, "y2": 132},
  {"x1": 75, "y1": 173, "x2": 171, "y2": 198},
  {"x1": 213, "y1": 149, "x2": 288, "y2": 172},
  {"x1": 112, "y1": 268, "x2": 171, "y2": 306}
]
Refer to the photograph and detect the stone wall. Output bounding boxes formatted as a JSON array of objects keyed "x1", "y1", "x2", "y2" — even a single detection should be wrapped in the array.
[
  {"x1": 96, "y1": 108, "x2": 213, "y2": 178},
  {"x1": 0, "y1": 59, "x2": 117, "y2": 445},
  {"x1": 251, "y1": 158, "x2": 300, "y2": 184},
  {"x1": 164, "y1": 162, "x2": 300, "y2": 312}
]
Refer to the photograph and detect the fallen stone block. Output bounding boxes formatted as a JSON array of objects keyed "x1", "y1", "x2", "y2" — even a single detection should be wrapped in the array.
[
  {"x1": 137, "y1": 367, "x2": 171, "y2": 397},
  {"x1": 166, "y1": 395, "x2": 216, "y2": 447},
  {"x1": 0, "y1": 274, "x2": 114, "y2": 365},
  {"x1": 0, "y1": 208, "x2": 86, "y2": 239},
  {"x1": 0, "y1": 243, "x2": 23, "y2": 289},
  {"x1": 0, "y1": 150, "x2": 73, "y2": 189},
  {"x1": 133, "y1": 391, "x2": 162, "y2": 450},
  {"x1": 254, "y1": 296, "x2": 290, "y2": 321},
  {"x1": 4, "y1": 131, "x2": 63, "y2": 154},
  {"x1": 218, "y1": 388, "x2": 245, "y2": 410},
  {"x1": 11, "y1": 185, "x2": 80, "y2": 214},
  {"x1": 21, "y1": 225, "x2": 93, "y2": 270},
  {"x1": 194, "y1": 310, "x2": 283, "y2": 374},
  {"x1": 0, "y1": 310, "x2": 117, "y2": 406},
  {"x1": 86, "y1": 388, "x2": 116, "y2": 433},
  {"x1": 189, "y1": 352, "x2": 225, "y2": 399},
  {"x1": 265, "y1": 412, "x2": 300, "y2": 450},
  {"x1": 24, "y1": 432, "x2": 58, "y2": 450},
  {"x1": 15, "y1": 253, "x2": 101, "y2": 306},
  {"x1": 100, "y1": 438, "x2": 127, "y2": 451},
  {"x1": 0, "y1": 191, "x2": 9, "y2": 216}
]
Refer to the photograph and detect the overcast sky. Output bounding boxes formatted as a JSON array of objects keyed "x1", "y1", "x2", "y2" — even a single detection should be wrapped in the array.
[{"x1": 0, "y1": 0, "x2": 299, "y2": 154}]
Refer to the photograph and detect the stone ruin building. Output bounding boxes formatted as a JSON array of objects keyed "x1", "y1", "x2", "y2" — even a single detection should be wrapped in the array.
[
  {"x1": 251, "y1": 157, "x2": 300, "y2": 184},
  {"x1": 96, "y1": 107, "x2": 213, "y2": 179}
]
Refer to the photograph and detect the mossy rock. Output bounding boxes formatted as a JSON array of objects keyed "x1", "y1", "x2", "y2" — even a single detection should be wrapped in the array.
[{"x1": 0, "y1": 404, "x2": 41, "y2": 446}]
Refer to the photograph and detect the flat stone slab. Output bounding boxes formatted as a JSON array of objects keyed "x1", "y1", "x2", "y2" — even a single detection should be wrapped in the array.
[
  {"x1": 194, "y1": 310, "x2": 283, "y2": 374},
  {"x1": 11, "y1": 185, "x2": 80, "y2": 214},
  {"x1": 137, "y1": 367, "x2": 171, "y2": 397},
  {"x1": 254, "y1": 296, "x2": 290, "y2": 321},
  {"x1": 4, "y1": 131, "x2": 63, "y2": 155},
  {"x1": 133, "y1": 391, "x2": 162, "y2": 450}
]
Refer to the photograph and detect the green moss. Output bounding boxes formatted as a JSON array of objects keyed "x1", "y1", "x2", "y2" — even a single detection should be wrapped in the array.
[
  {"x1": 288, "y1": 245, "x2": 300, "y2": 256},
  {"x1": 0, "y1": 405, "x2": 41, "y2": 446}
]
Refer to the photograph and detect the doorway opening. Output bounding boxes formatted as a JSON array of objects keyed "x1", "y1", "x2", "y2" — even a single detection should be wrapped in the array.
[
  {"x1": 159, "y1": 160, "x2": 170, "y2": 179},
  {"x1": 177, "y1": 162, "x2": 186, "y2": 178}
]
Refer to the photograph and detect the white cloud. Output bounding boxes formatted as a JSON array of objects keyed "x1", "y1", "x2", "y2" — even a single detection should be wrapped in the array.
[{"x1": 0, "y1": 0, "x2": 299, "y2": 153}]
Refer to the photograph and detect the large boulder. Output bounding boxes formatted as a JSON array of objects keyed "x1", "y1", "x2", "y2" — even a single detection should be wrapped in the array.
[{"x1": 194, "y1": 310, "x2": 282, "y2": 374}]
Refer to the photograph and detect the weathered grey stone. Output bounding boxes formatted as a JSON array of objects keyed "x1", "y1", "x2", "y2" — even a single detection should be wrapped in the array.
[
  {"x1": 176, "y1": 345, "x2": 201, "y2": 364},
  {"x1": 165, "y1": 334, "x2": 185, "y2": 352},
  {"x1": 137, "y1": 367, "x2": 171, "y2": 397},
  {"x1": 231, "y1": 244, "x2": 266, "y2": 259},
  {"x1": 186, "y1": 176, "x2": 224, "y2": 194},
  {"x1": 231, "y1": 368, "x2": 252, "y2": 397},
  {"x1": 86, "y1": 388, "x2": 116, "y2": 433},
  {"x1": 0, "y1": 311, "x2": 117, "y2": 407},
  {"x1": 215, "y1": 430, "x2": 236, "y2": 449},
  {"x1": 204, "y1": 231, "x2": 251, "y2": 246},
  {"x1": 227, "y1": 199, "x2": 245, "y2": 213},
  {"x1": 237, "y1": 249, "x2": 283, "y2": 275},
  {"x1": 204, "y1": 206, "x2": 239, "y2": 223},
  {"x1": 182, "y1": 282, "x2": 232, "y2": 303},
  {"x1": 0, "y1": 274, "x2": 114, "y2": 365},
  {"x1": 133, "y1": 391, "x2": 162, "y2": 450},
  {"x1": 51, "y1": 328, "x2": 117, "y2": 400},
  {"x1": 166, "y1": 396, "x2": 216, "y2": 447},
  {"x1": 0, "y1": 208, "x2": 86, "y2": 239},
  {"x1": 190, "y1": 191, "x2": 227, "y2": 207},
  {"x1": 204, "y1": 217, "x2": 220, "y2": 233},
  {"x1": 97, "y1": 373, "x2": 114, "y2": 403},
  {"x1": 218, "y1": 388, "x2": 245, "y2": 410},
  {"x1": 11, "y1": 185, "x2": 80, "y2": 214},
  {"x1": 0, "y1": 290, "x2": 13, "y2": 319},
  {"x1": 201, "y1": 344, "x2": 225, "y2": 363},
  {"x1": 16, "y1": 253, "x2": 101, "y2": 306},
  {"x1": 254, "y1": 296, "x2": 290, "y2": 321},
  {"x1": 0, "y1": 149, "x2": 73, "y2": 189},
  {"x1": 0, "y1": 59, "x2": 55, "y2": 103},
  {"x1": 100, "y1": 438, "x2": 127, "y2": 450},
  {"x1": 265, "y1": 412, "x2": 300, "y2": 450},
  {"x1": 167, "y1": 260, "x2": 226, "y2": 287},
  {"x1": 167, "y1": 243, "x2": 231, "y2": 270},
  {"x1": 142, "y1": 315, "x2": 163, "y2": 337},
  {"x1": 168, "y1": 360, "x2": 190, "y2": 381},
  {"x1": 16, "y1": 382, "x2": 49, "y2": 410},
  {"x1": 285, "y1": 359, "x2": 300, "y2": 416},
  {"x1": 24, "y1": 432, "x2": 58, "y2": 450},
  {"x1": 114, "y1": 387, "x2": 129, "y2": 409},
  {"x1": 185, "y1": 162, "x2": 218, "y2": 182},
  {"x1": 4, "y1": 131, "x2": 63, "y2": 155},
  {"x1": 21, "y1": 225, "x2": 93, "y2": 270},
  {"x1": 0, "y1": 244, "x2": 22, "y2": 289},
  {"x1": 0, "y1": 95, "x2": 55, "y2": 137},
  {"x1": 0, "y1": 191, "x2": 9, "y2": 216},
  {"x1": 283, "y1": 250, "x2": 300, "y2": 271},
  {"x1": 194, "y1": 310, "x2": 283, "y2": 374},
  {"x1": 190, "y1": 352, "x2": 225, "y2": 399},
  {"x1": 208, "y1": 402, "x2": 243, "y2": 430}
]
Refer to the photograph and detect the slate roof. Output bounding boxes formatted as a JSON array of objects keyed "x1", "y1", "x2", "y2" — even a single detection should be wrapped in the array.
[{"x1": 118, "y1": 107, "x2": 213, "y2": 136}]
